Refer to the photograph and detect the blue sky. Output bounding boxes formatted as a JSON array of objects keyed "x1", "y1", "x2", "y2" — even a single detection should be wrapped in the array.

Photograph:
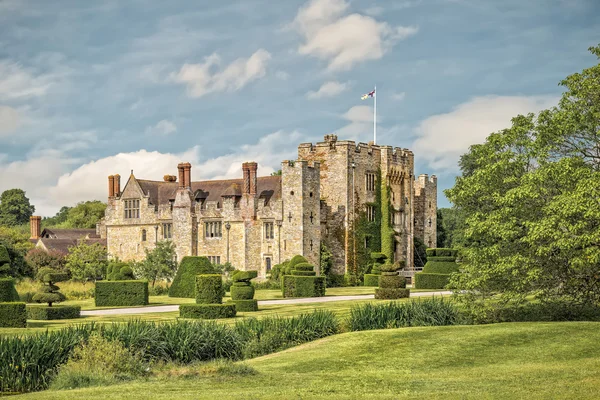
[{"x1": 0, "y1": 0, "x2": 598, "y2": 216}]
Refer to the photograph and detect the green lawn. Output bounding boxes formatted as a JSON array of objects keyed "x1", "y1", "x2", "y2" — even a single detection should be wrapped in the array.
[{"x1": 14, "y1": 321, "x2": 600, "y2": 399}]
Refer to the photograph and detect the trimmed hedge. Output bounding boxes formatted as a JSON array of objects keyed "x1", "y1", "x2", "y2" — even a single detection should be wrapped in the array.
[
  {"x1": 414, "y1": 273, "x2": 450, "y2": 289},
  {"x1": 230, "y1": 285, "x2": 254, "y2": 300},
  {"x1": 426, "y1": 256, "x2": 457, "y2": 263},
  {"x1": 95, "y1": 280, "x2": 149, "y2": 307},
  {"x1": 326, "y1": 274, "x2": 345, "y2": 288},
  {"x1": 282, "y1": 275, "x2": 326, "y2": 298},
  {"x1": 363, "y1": 274, "x2": 380, "y2": 287},
  {"x1": 379, "y1": 275, "x2": 406, "y2": 289},
  {"x1": 196, "y1": 275, "x2": 224, "y2": 304},
  {"x1": 0, "y1": 302, "x2": 26, "y2": 328},
  {"x1": 232, "y1": 270, "x2": 258, "y2": 282},
  {"x1": 169, "y1": 256, "x2": 214, "y2": 298},
  {"x1": 27, "y1": 305, "x2": 81, "y2": 320},
  {"x1": 0, "y1": 277, "x2": 20, "y2": 302},
  {"x1": 425, "y1": 248, "x2": 458, "y2": 257},
  {"x1": 229, "y1": 299, "x2": 258, "y2": 312},
  {"x1": 294, "y1": 263, "x2": 315, "y2": 272},
  {"x1": 422, "y1": 261, "x2": 459, "y2": 275},
  {"x1": 375, "y1": 288, "x2": 410, "y2": 299},
  {"x1": 180, "y1": 303, "x2": 236, "y2": 319},
  {"x1": 292, "y1": 270, "x2": 317, "y2": 276}
]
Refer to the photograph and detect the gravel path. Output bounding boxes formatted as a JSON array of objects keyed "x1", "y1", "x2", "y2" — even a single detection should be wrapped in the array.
[{"x1": 81, "y1": 291, "x2": 452, "y2": 316}]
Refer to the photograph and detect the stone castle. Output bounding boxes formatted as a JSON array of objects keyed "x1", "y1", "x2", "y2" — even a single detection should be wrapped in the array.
[{"x1": 97, "y1": 134, "x2": 436, "y2": 277}]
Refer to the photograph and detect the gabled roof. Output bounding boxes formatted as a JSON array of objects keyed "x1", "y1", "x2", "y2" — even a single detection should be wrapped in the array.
[
  {"x1": 136, "y1": 175, "x2": 282, "y2": 207},
  {"x1": 40, "y1": 228, "x2": 97, "y2": 240},
  {"x1": 38, "y1": 237, "x2": 107, "y2": 255}
]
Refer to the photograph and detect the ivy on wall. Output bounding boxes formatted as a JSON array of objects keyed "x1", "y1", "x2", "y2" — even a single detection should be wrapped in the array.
[{"x1": 380, "y1": 170, "x2": 394, "y2": 262}]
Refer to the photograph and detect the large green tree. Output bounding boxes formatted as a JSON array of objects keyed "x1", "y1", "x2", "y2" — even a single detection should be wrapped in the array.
[
  {"x1": 446, "y1": 45, "x2": 600, "y2": 315},
  {"x1": 65, "y1": 242, "x2": 107, "y2": 284},
  {"x1": 0, "y1": 189, "x2": 35, "y2": 226},
  {"x1": 134, "y1": 240, "x2": 177, "y2": 287},
  {"x1": 43, "y1": 201, "x2": 106, "y2": 229}
]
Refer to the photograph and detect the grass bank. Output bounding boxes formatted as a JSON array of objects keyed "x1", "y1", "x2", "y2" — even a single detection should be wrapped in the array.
[{"x1": 14, "y1": 321, "x2": 600, "y2": 399}]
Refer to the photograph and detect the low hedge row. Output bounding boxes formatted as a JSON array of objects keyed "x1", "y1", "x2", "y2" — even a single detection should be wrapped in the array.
[
  {"x1": 282, "y1": 275, "x2": 326, "y2": 298},
  {"x1": 425, "y1": 256, "x2": 457, "y2": 263},
  {"x1": 374, "y1": 288, "x2": 410, "y2": 299},
  {"x1": 27, "y1": 305, "x2": 81, "y2": 320},
  {"x1": 180, "y1": 304, "x2": 236, "y2": 319},
  {"x1": 379, "y1": 275, "x2": 406, "y2": 289},
  {"x1": 414, "y1": 273, "x2": 450, "y2": 289},
  {"x1": 229, "y1": 299, "x2": 258, "y2": 312},
  {"x1": 0, "y1": 278, "x2": 20, "y2": 302},
  {"x1": 230, "y1": 285, "x2": 254, "y2": 300},
  {"x1": 425, "y1": 248, "x2": 458, "y2": 257},
  {"x1": 292, "y1": 270, "x2": 317, "y2": 276},
  {"x1": 95, "y1": 281, "x2": 149, "y2": 307},
  {"x1": 0, "y1": 302, "x2": 26, "y2": 328},
  {"x1": 363, "y1": 274, "x2": 380, "y2": 287}
]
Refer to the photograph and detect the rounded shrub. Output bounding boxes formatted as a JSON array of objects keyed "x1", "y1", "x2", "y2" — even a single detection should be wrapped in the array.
[
  {"x1": 287, "y1": 255, "x2": 308, "y2": 274},
  {"x1": 229, "y1": 299, "x2": 258, "y2": 312},
  {"x1": 292, "y1": 270, "x2": 316, "y2": 276},
  {"x1": 195, "y1": 275, "x2": 224, "y2": 304},
  {"x1": 169, "y1": 256, "x2": 215, "y2": 298},
  {"x1": 230, "y1": 285, "x2": 255, "y2": 300},
  {"x1": 293, "y1": 263, "x2": 315, "y2": 272},
  {"x1": 379, "y1": 263, "x2": 399, "y2": 273},
  {"x1": 232, "y1": 270, "x2": 258, "y2": 282}
]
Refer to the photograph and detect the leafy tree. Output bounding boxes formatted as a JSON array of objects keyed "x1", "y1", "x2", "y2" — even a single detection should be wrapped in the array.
[
  {"x1": 25, "y1": 248, "x2": 66, "y2": 276},
  {"x1": 437, "y1": 208, "x2": 466, "y2": 249},
  {"x1": 445, "y1": 45, "x2": 600, "y2": 317},
  {"x1": 0, "y1": 226, "x2": 34, "y2": 277},
  {"x1": 320, "y1": 242, "x2": 333, "y2": 276},
  {"x1": 65, "y1": 242, "x2": 107, "y2": 284},
  {"x1": 42, "y1": 206, "x2": 71, "y2": 227},
  {"x1": 0, "y1": 244, "x2": 11, "y2": 277},
  {"x1": 134, "y1": 240, "x2": 177, "y2": 287},
  {"x1": 62, "y1": 201, "x2": 106, "y2": 229},
  {"x1": 436, "y1": 209, "x2": 447, "y2": 248},
  {"x1": 212, "y1": 262, "x2": 236, "y2": 276},
  {"x1": 270, "y1": 169, "x2": 282, "y2": 176},
  {"x1": 0, "y1": 189, "x2": 35, "y2": 226}
]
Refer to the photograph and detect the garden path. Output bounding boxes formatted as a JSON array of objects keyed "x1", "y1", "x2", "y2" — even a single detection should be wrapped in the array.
[{"x1": 80, "y1": 291, "x2": 452, "y2": 316}]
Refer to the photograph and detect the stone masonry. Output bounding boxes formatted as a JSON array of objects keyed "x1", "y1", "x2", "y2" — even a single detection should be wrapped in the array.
[{"x1": 99, "y1": 135, "x2": 436, "y2": 277}]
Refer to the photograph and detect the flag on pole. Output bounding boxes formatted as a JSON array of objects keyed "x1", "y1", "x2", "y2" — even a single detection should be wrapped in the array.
[{"x1": 361, "y1": 89, "x2": 375, "y2": 100}]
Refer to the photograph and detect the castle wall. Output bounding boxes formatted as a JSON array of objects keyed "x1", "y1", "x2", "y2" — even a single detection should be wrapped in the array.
[{"x1": 413, "y1": 175, "x2": 437, "y2": 249}]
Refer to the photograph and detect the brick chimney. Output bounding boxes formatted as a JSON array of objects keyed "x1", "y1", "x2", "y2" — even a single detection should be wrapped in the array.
[
  {"x1": 113, "y1": 174, "x2": 121, "y2": 197},
  {"x1": 30, "y1": 216, "x2": 41, "y2": 240},
  {"x1": 108, "y1": 175, "x2": 115, "y2": 197},
  {"x1": 177, "y1": 163, "x2": 185, "y2": 188},
  {"x1": 242, "y1": 162, "x2": 258, "y2": 195},
  {"x1": 183, "y1": 162, "x2": 192, "y2": 189}
]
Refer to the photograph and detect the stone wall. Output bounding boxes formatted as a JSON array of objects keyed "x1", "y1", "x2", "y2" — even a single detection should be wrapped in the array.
[{"x1": 413, "y1": 174, "x2": 437, "y2": 248}]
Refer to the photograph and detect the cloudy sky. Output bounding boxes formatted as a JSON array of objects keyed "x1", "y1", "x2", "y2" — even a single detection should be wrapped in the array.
[{"x1": 1, "y1": 0, "x2": 598, "y2": 216}]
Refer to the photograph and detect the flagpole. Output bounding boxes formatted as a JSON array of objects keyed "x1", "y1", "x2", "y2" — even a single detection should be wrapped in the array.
[{"x1": 374, "y1": 85, "x2": 377, "y2": 145}]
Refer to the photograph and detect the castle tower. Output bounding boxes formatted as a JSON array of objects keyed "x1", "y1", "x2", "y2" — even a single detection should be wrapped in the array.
[
  {"x1": 414, "y1": 174, "x2": 437, "y2": 248},
  {"x1": 280, "y1": 160, "x2": 321, "y2": 269}
]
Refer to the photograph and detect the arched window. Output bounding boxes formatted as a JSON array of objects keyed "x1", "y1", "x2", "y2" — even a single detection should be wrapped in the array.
[{"x1": 142, "y1": 229, "x2": 147, "y2": 241}]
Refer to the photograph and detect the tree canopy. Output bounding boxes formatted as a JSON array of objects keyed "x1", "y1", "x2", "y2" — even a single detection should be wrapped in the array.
[
  {"x1": 43, "y1": 201, "x2": 106, "y2": 229},
  {"x1": 0, "y1": 189, "x2": 35, "y2": 226},
  {"x1": 445, "y1": 45, "x2": 600, "y2": 315}
]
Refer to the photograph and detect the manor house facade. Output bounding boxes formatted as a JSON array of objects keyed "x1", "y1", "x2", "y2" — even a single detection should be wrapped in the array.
[{"x1": 97, "y1": 134, "x2": 436, "y2": 277}]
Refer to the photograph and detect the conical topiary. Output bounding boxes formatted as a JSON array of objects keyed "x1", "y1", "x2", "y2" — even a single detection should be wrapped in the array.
[
  {"x1": 374, "y1": 261, "x2": 410, "y2": 299},
  {"x1": 169, "y1": 256, "x2": 215, "y2": 298},
  {"x1": 228, "y1": 270, "x2": 258, "y2": 311},
  {"x1": 32, "y1": 267, "x2": 68, "y2": 307}
]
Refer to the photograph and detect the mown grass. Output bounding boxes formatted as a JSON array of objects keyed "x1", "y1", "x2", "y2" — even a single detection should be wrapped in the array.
[{"x1": 14, "y1": 321, "x2": 600, "y2": 399}]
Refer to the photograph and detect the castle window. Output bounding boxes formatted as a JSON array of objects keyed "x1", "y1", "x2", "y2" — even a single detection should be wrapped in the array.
[
  {"x1": 141, "y1": 229, "x2": 147, "y2": 241},
  {"x1": 365, "y1": 172, "x2": 376, "y2": 192},
  {"x1": 266, "y1": 257, "x2": 272, "y2": 272},
  {"x1": 428, "y1": 217, "x2": 432, "y2": 227},
  {"x1": 208, "y1": 256, "x2": 221, "y2": 265},
  {"x1": 205, "y1": 221, "x2": 222, "y2": 238},
  {"x1": 124, "y1": 199, "x2": 140, "y2": 219},
  {"x1": 366, "y1": 205, "x2": 376, "y2": 222},
  {"x1": 264, "y1": 222, "x2": 274, "y2": 239},
  {"x1": 429, "y1": 201, "x2": 432, "y2": 209},
  {"x1": 162, "y1": 223, "x2": 172, "y2": 239}
]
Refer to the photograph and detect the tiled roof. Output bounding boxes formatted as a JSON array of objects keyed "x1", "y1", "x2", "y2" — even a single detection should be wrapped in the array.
[
  {"x1": 137, "y1": 175, "x2": 281, "y2": 206},
  {"x1": 40, "y1": 228, "x2": 97, "y2": 240},
  {"x1": 38, "y1": 238, "x2": 107, "y2": 255}
]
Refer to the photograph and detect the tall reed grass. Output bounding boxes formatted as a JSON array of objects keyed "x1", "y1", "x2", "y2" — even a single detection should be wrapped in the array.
[{"x1": 348, "y1": 297, "x2": 462, "y2": 331}]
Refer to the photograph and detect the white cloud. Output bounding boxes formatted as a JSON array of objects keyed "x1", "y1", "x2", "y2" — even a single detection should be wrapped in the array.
[
  {"x1": 306, "y1": 81, "x2": 348, "y2": 99},
  {"x1": 275, "y1": 71, "x2": 290, "y2": 80},
  {"x1": 171, "y1": 49, "x2": 271, "y2": 98},
  {"x1": 391, "y1": 92, "x2": 406, "y2": 101},
  {"x1": 1, "y1": 131, "x2": 306, "y2": 216},
  {"x1": 292, "y1": 0, "x2": 418, "y2": 71},
  {"x1": 336, "y1": 105, "x2": 377, "y2": 140},
  {"x1": 0, "y1": 106, "x2": 20, "y2": 136},
  {"x1": 145, "y1": 120, "x2": 177, "y2": 136},
  {"x1": 411, "y1": 95, "x2": 559, "y2": 172},
  {"x1": 0, "y1": 61, "x2": 54, "y2": 100}
]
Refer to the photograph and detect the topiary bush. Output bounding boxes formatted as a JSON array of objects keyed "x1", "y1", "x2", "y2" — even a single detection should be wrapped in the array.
[
  {"x1": 181, "y1": 273, "x2": 236, "y2": 319},
  {"x1": 169, "y1": 256, "x2": 214, "y2": 298},
  {"x1": 27, "y1": 305, "x2": 81, "y2": 320},
  {"x1": 363, "y1": 274, "x2": 380, "y2": 287},
  {"x1": 230, "y1": 270, "x2": 258, "y2": 312},
  {"x1": 32, "y1": 268, "x2": 69, "y2": 307},
  {"x1": 107, "y1": 262, "x2": 135, "y2": 281},
  {"x1": 415, "y1": 248, "x2": 459, "y2": 289},
  {"x1": 95, "y1": 281, "x2": 149, "y2": 307},
  {"x1": 375, "y1": 262, "x2": 410, "y2": 299},
  {"x1": 281, "y1": 259, "x2": 326, "y2": 298},
  {"x1": 0, "y1": 277, "x2": 20, "y2": 302},
  {"x1": 0, "y1": 244, "x2": 11, "y2": 277},
  {"x1": 0, "y1": 302, "x2": 26, "y2": 328}
]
